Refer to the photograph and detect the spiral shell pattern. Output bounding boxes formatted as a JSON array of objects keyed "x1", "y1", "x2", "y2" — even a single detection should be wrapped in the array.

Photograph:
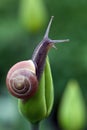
[{"x1": 6, "y1": 60, "x2": 38, "y2": 99}]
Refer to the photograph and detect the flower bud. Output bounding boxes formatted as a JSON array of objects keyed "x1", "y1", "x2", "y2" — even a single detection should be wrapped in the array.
[
  {"x1": 58, "y1": 80, "x2": 86, "y2": 130},
  {"x1": 18, "y1": 56, "x2": 54, "y2": 123},
  {"x1": 19, "y1": 0, "x2": 48, "y2": 32}
]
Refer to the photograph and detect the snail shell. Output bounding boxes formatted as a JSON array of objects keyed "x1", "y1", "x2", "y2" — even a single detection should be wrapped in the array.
[{"x1": 6, "y1": 60, "x2": 38, "y2": 99}]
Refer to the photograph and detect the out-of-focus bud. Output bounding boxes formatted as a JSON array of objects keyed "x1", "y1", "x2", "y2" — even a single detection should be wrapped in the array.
[
  {"x1": 58, "y1": 80, "x2": 86, "y2": 130},
  {"x1": 19, "y1": 0, "x2": 48, "y2": 32}
]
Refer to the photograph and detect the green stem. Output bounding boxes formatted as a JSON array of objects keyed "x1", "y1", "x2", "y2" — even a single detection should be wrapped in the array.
[{"x1": 31, "y1": 123, "x2": 40, "y2": 130}]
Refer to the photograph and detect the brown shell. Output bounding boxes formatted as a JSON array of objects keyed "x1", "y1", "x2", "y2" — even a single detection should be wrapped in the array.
[{"x1": 6, "y1": 60, "x2": 38, "y2": 99}]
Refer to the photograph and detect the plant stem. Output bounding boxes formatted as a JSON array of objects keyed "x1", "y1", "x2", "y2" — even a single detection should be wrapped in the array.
[{"x1": 31, "y1": 122, "x2": 40, "y2": 130}]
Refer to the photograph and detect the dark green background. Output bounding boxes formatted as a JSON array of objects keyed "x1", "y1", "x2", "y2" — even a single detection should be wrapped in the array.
[{"x1": 0, "y1": 0, "x2": 87, "y2": 130}]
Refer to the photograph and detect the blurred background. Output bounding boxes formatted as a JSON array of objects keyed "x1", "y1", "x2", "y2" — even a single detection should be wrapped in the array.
[{"x1": 0, "y1": 0, "x2": 87, "y2": 130}]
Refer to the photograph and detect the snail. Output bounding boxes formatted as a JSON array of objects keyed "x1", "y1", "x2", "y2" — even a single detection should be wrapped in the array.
[{"x1": 6, "y1": 16, "x2": 69, "y2": 99}]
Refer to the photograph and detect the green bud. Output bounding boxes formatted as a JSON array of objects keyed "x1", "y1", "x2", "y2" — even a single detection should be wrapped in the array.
[
  {"x1": 19, "y1": 0, "x2": 48, "y2": 32},
  {"x1": 18, "y1": 56, "x2": 54, "y2": 123},
  {"x1": 58, "y1": 80, "x2": 86, "y2": 130}
]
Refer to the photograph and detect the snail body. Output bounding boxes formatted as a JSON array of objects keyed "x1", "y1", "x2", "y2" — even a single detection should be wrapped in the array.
[
  {"x1": 6, "y1": 16, "x2": 69, "y2": 100},
  {"x1": 32, "y1": 16, "x2": 69, "y2": 79}
]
